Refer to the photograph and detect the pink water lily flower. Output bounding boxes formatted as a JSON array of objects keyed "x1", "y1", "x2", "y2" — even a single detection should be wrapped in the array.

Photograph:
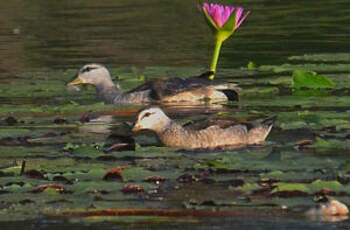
[
  {"x1": 202, "y1": 3, "x2": 250, "y2": 31},
  {"x1": 200, "y1": 2, "x2": 250, "y2": 79}
]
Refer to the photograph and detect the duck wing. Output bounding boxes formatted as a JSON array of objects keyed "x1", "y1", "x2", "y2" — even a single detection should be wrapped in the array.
[
  {"x1": 184, "y1": 116, "x2": 276, "y2": 133},
  {"x1": 127, "y1": 71, "x2": 240, "y2": 101},
  {"x1": 183, "y1": 117, "x2": 241, "y2": 130}
]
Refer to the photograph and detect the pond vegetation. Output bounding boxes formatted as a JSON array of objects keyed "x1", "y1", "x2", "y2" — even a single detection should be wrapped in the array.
[
  {"x1": 1, "y1": 56, "x2": 350, "y2": 226},
  {"x1": 0, "y1": 0, "x2": 350, "y2": 229}
]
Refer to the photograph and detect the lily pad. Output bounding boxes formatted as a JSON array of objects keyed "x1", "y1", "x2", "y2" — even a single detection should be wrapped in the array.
[{"x1": 292, "y1": 70, "x2": 335, "y2": 89}]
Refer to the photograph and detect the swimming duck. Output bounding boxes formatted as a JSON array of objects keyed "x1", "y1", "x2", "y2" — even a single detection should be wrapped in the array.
[
  {"x1": 132, "y1": 107, "x2": 275, "y2": 149},
  {"x1": 67, "y1": 64, "x2": 240, "y2": 104}
]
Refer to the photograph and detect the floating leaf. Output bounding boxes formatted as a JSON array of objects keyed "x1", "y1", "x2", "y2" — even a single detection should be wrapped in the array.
[
  {"x1": 292, "y1": 70, "x2": 335, "y2": 89},
  {"x1": 119, "y1": 168, "x2": 154, "y2": 182},
  {"x1": 102, "y1": 166, "x2": 127, "y2": 181},
  {"x1": 309, "y1": 180, "x2": 343, "y2": 192},
  {"x1": 271, "y1": 183, "x2": 310, "y2": 194},
  {"x1": 70, "y1": 145, "x2": 103, "y2": 158}
]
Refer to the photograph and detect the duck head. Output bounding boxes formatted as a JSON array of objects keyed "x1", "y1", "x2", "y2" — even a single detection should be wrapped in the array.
[
  {"x1": 132, "y1": 107, "x2": 171, "y2": 133},
  {"x1": 67, "y1": 64, "x2": 114, "y2": 87}
]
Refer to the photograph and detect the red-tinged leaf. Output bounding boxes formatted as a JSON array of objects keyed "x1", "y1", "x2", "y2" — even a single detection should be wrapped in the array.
[
  {"x1": 121, "y1": 184, "x2": 144, "y2": 193},
  {"x1": 43, "y1": 131, "x2": 57, "y2": 137},
  {"x1": 106, "y1": 143, "x2": 130, "y2": 152},
  {"x1": 314, "y1": 188, "x2": 336, "y2": 196},
  {"x1": 295, "y1": 139, "x2": 313, "y2": 147},
  {"x1": 194, "y1": 174, "x2": 201, "y2": 179},
  {"x1": 143, "y1": 175, "x2": 167, "y2": 184},
  {"x1": 102, "y1": 166, "x2": 128, "y2": 181},
  {"x1": 87, "y1": 190, "x2": 110, "y2": 195},
  {"x1": 79, "y1": 114, "x2": 91, "y2": 123},
  {"x1": 53, "y1": 118, "x2": 67, "y2": 124},
  {"x1": 31, "y1": 184, "x2": 67, "y2": 193}
]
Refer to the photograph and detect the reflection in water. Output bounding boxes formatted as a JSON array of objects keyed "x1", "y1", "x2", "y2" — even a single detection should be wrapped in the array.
[
  {"x1": 78, "y1": 115, "x2": 115, "y2": 134},
  {"x1": 77, "y1": 102, "x2": 233, "y2": 135},
  {"x1": 76, "y1": 103, "x2": 235, "y2": 148}
]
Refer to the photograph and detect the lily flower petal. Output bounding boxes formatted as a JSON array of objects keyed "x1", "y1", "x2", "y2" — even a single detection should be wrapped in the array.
[
  {"x1": 201, "y1": 2, "x2": 250, "y2": 33},
  {"x1": 203, "y1": 3, "x2": 235, "y2": 28},
  {"x1": 235, "y1": 7, "x2": 250, "y2": 30}
]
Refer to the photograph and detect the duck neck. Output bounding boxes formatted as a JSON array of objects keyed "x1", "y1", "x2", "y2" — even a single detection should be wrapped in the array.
[
  {"x1": 157, "y1": 121, "x2": 188, "y2": 147},
  {"x1": 95, "y1": 80, "x2": 122, "y2": 104},
  {"x1": 150, "y1": 116, "x2": 171, "y2": 134},
  {"x1": 158, "y1": 120, "x2": 183, "y2": 136}
]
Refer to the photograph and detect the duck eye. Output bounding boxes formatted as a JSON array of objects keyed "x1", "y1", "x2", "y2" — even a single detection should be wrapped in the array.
[
  {"x1": 82, "y1": 66, "x2": 97, "y2": 73},
  {"x1": 141, "y1": 112, "x2": 152, "y2": 119}
]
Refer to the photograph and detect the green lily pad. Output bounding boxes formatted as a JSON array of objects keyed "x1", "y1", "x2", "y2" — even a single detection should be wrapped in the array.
[
  {"x1": 69, "y1": 145, "x2": 104, "y2": 158},
  {"x1": 271, "y1": 182, "x2": 309, "y2": 193},
  {"x1": 292, "y1": 70, "x2": 335, "y2": 89},
  {"x1": 271, "y1": 180, "x2": 346, "y2": 194},
  {"x1": 119, "y1": 168, "x2": 155, "y2": 182},
  {"x1": 313, "y1": 137, "x2": 350, "y2": 151}
]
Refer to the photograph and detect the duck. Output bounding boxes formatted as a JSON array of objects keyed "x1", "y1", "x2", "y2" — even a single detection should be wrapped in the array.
[
  {"x1": 132, "y1": 107, "x2": 275, "y2": 149},
  {"x1": 67, "y1": 64, "x2": 240, "y2": 104}
]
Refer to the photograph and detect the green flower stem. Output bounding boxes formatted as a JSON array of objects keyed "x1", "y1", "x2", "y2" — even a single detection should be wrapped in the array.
[{"x1": 209, "y1": 38, "x2": 223, "y2": 80}]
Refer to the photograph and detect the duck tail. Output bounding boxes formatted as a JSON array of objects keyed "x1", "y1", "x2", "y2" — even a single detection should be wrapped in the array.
[
  {"x1": 214, "y1": 83, "x2": 241, "y2": 101},
  {"x1": 247, "y1": 116, "x2": 277, "y2": 145},
  {"x1": 262, "y1": 115, "x2": 277, "y2": 127}
]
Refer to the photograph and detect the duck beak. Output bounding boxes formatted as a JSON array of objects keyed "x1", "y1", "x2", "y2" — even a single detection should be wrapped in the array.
[
  {"x1": 67, "y1": 75, "x2": 84, "y2": 86},
  {"x1": 132, "y1": 123, "x2": 142, "y2": 132}
]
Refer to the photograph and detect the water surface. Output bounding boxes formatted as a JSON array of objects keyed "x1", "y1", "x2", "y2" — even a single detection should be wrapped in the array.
[
  {"x1": 0, "y1": 0, "x2": 350, "y2": 229},
  {"x1": 0, "y1": 0, "x2": 349, "y2": 75}
]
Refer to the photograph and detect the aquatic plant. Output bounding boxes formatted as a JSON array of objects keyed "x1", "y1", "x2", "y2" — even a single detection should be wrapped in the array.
[{"x1": 200, "y1": 3, "x2": 250, "y2": 79}]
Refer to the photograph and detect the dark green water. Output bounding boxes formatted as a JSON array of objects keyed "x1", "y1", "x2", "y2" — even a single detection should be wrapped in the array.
[
  {"x1": 1, "y1": 0, "x2": 350, "y2": 229},
  {"x1": 1, "y1": 0, "x2": 349, "y2": 75}
]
